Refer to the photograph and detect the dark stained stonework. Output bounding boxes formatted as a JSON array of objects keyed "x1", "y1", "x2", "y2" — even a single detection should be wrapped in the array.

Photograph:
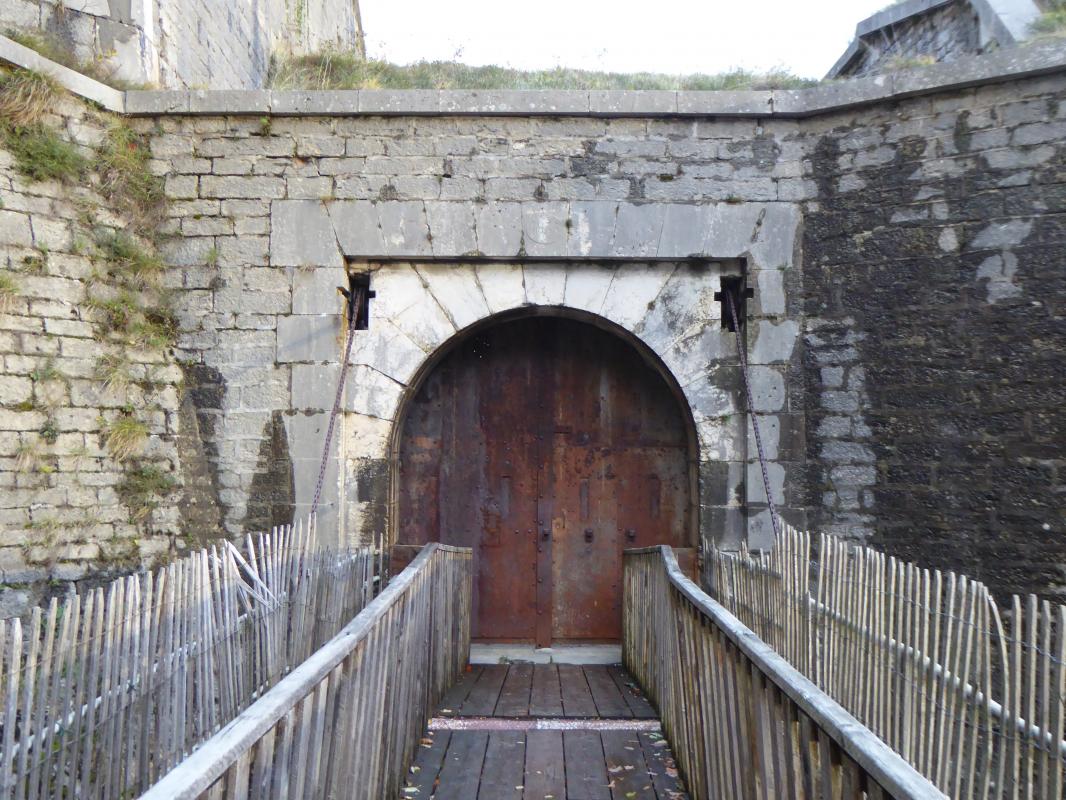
[
  {"x1": 175, "y1": 381, "x2": 225, "y2": 546},
  {"x1": 802, "y1": 75, "x2": 1066, "y2": 600},
  {"x1": 245, "y1": 411, "x2": 296, "y2": 533}
]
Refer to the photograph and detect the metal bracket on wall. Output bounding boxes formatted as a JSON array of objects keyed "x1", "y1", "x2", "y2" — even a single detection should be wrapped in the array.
[
  {"x1": 715, "y1": 276, "x2": 754, "y2": 332},
  {"x1": 338, "y1": 273, "x2": 375, "y2": 330}
]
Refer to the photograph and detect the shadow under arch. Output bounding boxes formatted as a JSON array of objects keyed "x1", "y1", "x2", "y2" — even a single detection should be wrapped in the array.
[{"x1": 386, "y1": 304, "x2": 701, "y2": 549}]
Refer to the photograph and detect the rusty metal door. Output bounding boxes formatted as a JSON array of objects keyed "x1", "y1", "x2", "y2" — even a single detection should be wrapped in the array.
[{"x1": 397, "y1": 316, "x2": 692, "y2": 644}]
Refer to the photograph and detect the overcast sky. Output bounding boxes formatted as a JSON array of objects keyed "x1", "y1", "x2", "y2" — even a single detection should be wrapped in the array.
[{"x1": 360, "y1": 0, "x2": 891, "y2": 79}]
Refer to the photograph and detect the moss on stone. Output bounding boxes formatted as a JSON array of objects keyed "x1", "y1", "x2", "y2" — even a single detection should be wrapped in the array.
[{"x1": 118, "y1": 464, "x2": 177, "y2": 523}]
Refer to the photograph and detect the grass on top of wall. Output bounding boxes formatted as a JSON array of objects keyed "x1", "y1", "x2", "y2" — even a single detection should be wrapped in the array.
[
  {"x1": 268, "y1": 51, "x2": 816, "y2": 91},
  {"x1": 1032, "y1": 0, "x2": 1066, "y2": 34}
]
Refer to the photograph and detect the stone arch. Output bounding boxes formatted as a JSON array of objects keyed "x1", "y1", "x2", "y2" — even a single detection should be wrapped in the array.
[{"x1": 339, "y1": 260, "x2": 748, "y2": 548}]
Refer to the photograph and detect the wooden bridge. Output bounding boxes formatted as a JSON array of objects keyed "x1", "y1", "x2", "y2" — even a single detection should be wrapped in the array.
[
  {"x1": 132, "y1": 543, "x2": 946, "y2": 800},
  {"x1": 4, "y1": 524, "x2": 1066, "y2": 799}
]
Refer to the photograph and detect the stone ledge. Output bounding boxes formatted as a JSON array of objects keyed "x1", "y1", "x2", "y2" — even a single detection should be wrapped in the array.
[
  {"x1": 3, "y1": 34, "x2": 1064, "y2": 121},
  {"x1": 126, "y1": 39, "x2": 1066, "y2": 119},
  {"x1": 0, "y1": 34, "x2": 124, "y2": 112}
]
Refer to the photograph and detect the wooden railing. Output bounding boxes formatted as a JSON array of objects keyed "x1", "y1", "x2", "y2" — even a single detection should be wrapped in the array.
[
  {"x1": 0, "y1": 519, "x2": 381, "y2": 800},
  {"x1": 139, "y1": 543, "x2": 472, "y2": 800},
  {"x1": 708, "y1": 525, "x2": 1066, "y2": 799},
  {"x1": 623, "y1": 545, "x2": 947, "y2": 800}
]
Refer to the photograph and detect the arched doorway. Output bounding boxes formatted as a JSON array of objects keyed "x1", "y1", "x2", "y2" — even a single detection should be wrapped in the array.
[{"x1": 394, "y1": 311, "x2": 697, "y2": 645}]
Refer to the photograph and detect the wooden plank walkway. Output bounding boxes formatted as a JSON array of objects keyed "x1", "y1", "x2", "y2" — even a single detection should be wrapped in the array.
[{"x1": 404, "y1": 665, "x2": 688, "y2": 799}]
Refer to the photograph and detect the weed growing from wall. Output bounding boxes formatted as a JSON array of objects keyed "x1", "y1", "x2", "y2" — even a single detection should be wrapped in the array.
[
  {"x1": 103, "y1": 415, "x2": 149, "y2": 462},
  {"x1": 97, "y1": 122, "x2": 168, "y2": 238},
  {"x1": 0, "y1": 63, "x2": 181, "y2": 554},
  {"x1": 0, "y1": 121, "x2": 89, "y2": 183},
  {"x1": 0, "y1": 273, "x2": 18, "y2": 311},
  {"x1": 0, "y1": 66, "x2": 59, "y2": 126},
  {"x1": 118, "y1": 465, "x2": 177, "y2": 522}
]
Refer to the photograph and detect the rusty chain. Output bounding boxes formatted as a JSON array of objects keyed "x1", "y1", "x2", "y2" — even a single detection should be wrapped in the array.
[
  {"x1": 725, "y1": 289, "x2": 781, "y2": 540},
  {"x1": 310, "y1": 287, "x2": 363, "y2": 518}
]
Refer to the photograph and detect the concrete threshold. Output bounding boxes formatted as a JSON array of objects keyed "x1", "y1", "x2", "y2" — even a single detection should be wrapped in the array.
[
  {"x1": 469, "y1": 643, "x2": 622, "y2": 665},
  {"x1": 428, "y1": 717, "x2": 661, "y2": 731}
]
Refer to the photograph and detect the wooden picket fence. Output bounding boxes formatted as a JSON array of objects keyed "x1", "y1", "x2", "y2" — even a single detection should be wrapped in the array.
[
  {"x1": 624, "y1": 545, "x2": 946, "y2": 799},
  {"x1": 708, "y1": 522, "x2": 1066, "y2": 800},
  {"x1": 139, "y1": 543, "x2": 473, "y2": 800},
  {"x1": 0, "y1": 517, "x2": 382, "y2": 800}
]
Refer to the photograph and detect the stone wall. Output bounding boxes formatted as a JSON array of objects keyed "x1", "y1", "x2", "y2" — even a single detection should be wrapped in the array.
[
  {"x1": 0, "y1": 0, "x2": 358, "y2": 88},
  {"x1": 140, "y1": 112, "x2": 808, "y2": 553},
  {"x1": 838, "y1": 1, "x2": 984, "y2": 77},
  {"x1": 0, "y1": 89, "x2": 210, "y2": 617},
  {"x1": 801, "y1": 71, "x2": 1066, "y2": 599},
  {"x1": 3, "y1": 42, "x2": 1066, "y2": 612}
]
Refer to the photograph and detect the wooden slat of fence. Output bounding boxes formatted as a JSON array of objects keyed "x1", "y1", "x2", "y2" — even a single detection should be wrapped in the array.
[
  {"x1": 136, "y1": 542, "x2": 471, "y2": 800},
  {"x1": 0, "y1": 518, "x2": 381, "y2": 800},
  {"x1": 705, "y1": 523, "x2": 1066, "y2": 800},
  {"x1": 625, "y1": 545, "x2": 948, "y2": 800}
]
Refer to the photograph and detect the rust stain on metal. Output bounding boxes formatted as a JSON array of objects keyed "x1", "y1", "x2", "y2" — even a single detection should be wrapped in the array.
[{"x1": 397, "y1": 316, "x2": 694, "y2": 644}]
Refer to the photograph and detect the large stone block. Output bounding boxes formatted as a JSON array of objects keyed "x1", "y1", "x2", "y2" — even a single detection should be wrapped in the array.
[
  {"x1": 0, "y1": 210, "x2": 32, "y2": 247},
  {"x1": 293, "y1": 265, "x2": 348, "y2": 314},
  {"x1": 424, "y1": 202, "x2": 478, "y2": 257},
  {"x1": 378, "y1": 201, "x2": 432, "y2": 257},
  {"x1": 474, "y1": 202, "x2": 523, "y2": 257},
  {"x1": 270, "y1": 200, "x2": 344, "y2": 268},
  {"x1": 474, "y1": 263, "x2": 526, "y2": 314},
  {"x1": 610, "y1": 203, "x2": 666, "y2": 258},
  {"x1": 329, "y1": 200, "x2": 386, "y2": 256},
  {"x1": 200, "y1": 176, "x2": 285, "y2": 199},
  {"x1": 350, "y1": 315, "x2": 427, "y2": 386},
  {"x1": 521, "y1": 203, "x2": 569, "y2": 257},
  {"x1": 567, "y1": 201, "x2": 618, "y2": 257},
  {"x1": 750, "y1": 320, "x2": 799, "y2": 364},
  {"x1": 599, "y1": 262, "x2": 676, "y2": 331},
  {"x1": 276, "y1": 315, "x2": 342, "y2": 363},
  {"x1": 368, "y1": 263, "x2": 455, "y2": 351}
]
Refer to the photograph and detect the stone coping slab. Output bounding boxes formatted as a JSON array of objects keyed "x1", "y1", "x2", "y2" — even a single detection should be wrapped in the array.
[
  {"x1": 0, "y1": 33, "x2": 124, "y2": 112},
  {"x1": 1, "y1": 34, "x2": 1064, "y2": 120},
  {"x1": 125, "y1": 39, "x2": 1066, "y2": 118}
]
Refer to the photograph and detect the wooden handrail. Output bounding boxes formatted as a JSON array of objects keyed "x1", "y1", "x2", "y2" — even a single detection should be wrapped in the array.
[
  {"x1": 139, "y1": 543, "x2": 472, "y2": 800},
  {"x1": 624, "y1": 545, "x2": 947, "y2": 800}
]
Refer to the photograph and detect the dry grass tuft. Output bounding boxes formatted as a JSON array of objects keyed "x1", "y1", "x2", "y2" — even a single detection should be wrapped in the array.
[
  {"x1": 104, "y1": 415, "x2": 149, "y2": 462},
  {"x1": 0, "y1": 273, "x2": 19, "y2": 312},
  {"x1": 15, "y1": 439, "x2": 42, "y2": 473},
  {"x1": 96, "y1": 352, "x2": 133, "y2": 395},
  {"x1": 0, "y1": 66, "x2": 60, "y2": 127}
]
